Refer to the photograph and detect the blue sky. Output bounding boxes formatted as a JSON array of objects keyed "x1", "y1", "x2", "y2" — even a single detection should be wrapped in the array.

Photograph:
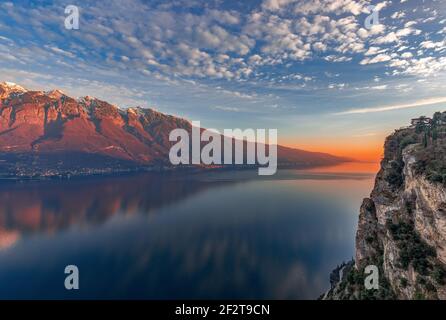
[{"x1": 0, "y1": 0, "x2": 445, "y2": 159}]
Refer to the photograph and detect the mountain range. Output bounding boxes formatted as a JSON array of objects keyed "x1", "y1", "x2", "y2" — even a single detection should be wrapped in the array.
[{"x1": 0, "y1": 81, "x2": 350, "y2": 178}]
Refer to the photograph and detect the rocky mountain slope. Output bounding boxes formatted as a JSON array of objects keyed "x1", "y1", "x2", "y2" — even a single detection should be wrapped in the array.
[
  {"x1": 0, "y1": 82, "x2": 349, "y2": 178},
  {"x1": 324, "y1": 112, "x2": 446, "y2": 300}
]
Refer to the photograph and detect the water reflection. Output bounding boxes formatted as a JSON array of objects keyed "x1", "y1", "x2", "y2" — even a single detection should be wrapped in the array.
[
  {"x1": 0, "y1": 173, "x2": 229, "y2": 240},
  {"x1": 0, "y1": 169, "x2": 374, "y2": 299}
]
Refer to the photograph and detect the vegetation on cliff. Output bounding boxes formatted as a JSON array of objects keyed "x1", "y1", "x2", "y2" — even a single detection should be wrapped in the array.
[
  {"x1": 322, "y1": 259, "x2": 395, "y2": 300},
  {"x1": 324, "y1": 111, "x2": 446, "y2": 300},
  {"x1": 412, "y1": 112, "x2": 446, "y2": 186}
]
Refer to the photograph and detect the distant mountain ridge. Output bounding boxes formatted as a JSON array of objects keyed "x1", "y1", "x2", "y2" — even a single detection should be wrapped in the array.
[{"x1": 0, "y1": 81, "x2": 350, "y2": 178}]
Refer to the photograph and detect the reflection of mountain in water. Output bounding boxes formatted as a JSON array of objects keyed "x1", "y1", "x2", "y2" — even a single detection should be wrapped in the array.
[{"x1": 0, "y1": 173, "x2": 231, "y2": 238}]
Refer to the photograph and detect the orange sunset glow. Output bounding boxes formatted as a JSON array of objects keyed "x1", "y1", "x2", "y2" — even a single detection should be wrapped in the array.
[{"x1": 285, "y1": 134, "x2": 386, "y2": 162}]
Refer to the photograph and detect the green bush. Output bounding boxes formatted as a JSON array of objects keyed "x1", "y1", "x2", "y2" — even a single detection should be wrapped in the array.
[
  {"x1": 387, "y1": 220, "x2": 436, "y2": 274},
  {"x1": 400, "y1": 135, "x2": 418, "y2": 149},
  {"x1": 400, "y1": 277, "x2": 408, "y2": 288},
  {"x1": 414, "y1": 291, "x2": 426, "y2": 300},
  {"x1": 432, "y1": 264, "x2": 446, "y2": 285},
  {"x1": 413, "y1": 143, "x2": 446, "y2": 185},
  {"x1": 425, "y1": 281, "x2": 436, "y2": 293},
  {"x1": 385, "y1": 160, "x2": 404, "y2": 187},
  {"x1": 416, "y1": 275, "x2": 426, "y2": 285}
]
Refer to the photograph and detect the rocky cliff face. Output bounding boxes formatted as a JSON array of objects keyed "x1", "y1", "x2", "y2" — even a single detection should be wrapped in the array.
[{"x1": 325, "y1": 116, "x2": 446, "y2": 300}]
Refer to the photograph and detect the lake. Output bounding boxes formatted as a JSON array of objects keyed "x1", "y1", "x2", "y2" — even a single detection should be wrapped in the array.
[{"x1": 0, "y1": 165, "x2": 376, "y2": 299}]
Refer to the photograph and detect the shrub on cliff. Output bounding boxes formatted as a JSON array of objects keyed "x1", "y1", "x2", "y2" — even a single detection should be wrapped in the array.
[
  {"x1": 387, "y1": 220, "x2": 436, "y2": 275},
  {"x1": 399, "y1": 134, "x2": 418, "y2": 150},
  {"x1": 414, "y1": 144, "x2": 446, "y2": 185},
  {"x1": 385, "y1": 159, "x2": 404, "y2": 188},
  {"x1": 432, "y1": 264, "x2": 446, "y2": 285}
]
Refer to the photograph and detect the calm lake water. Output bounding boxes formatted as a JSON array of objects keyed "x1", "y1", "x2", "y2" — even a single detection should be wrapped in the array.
[{"x1": 0, "y1": 166, "x2": 375, "y2": 299}]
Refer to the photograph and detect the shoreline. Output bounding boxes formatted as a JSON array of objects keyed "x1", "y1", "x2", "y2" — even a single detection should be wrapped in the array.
[{"x1": 0, "y1": 161, "x2": 359, "y2": 182}]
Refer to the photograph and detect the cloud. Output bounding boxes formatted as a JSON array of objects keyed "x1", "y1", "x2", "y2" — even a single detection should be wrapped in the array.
[
  {"x1": 290, "y1": 0, "x2": 368, "y2": 15},
  {"x1": 324, "y1": 55, "x2": 352, "y2": 62},
  {"x1": 420, "y1": 40, "x2": 445, "y2": 50},
  {"x1": 364, "y1": 46, "x2": 386, "y2": 56},
  {"x1": 263, "y1": 0, "x2": 365, "y2": 14},
  {"x1": 328, "y1": 83, "x2": 346, "y2": 89},
  {"x1": 212, "y1": 105, "x2": 241, "y2": 112},
  {"x1": 262, "y1": 0, "x2": 296, "y2": 11},
  {"x1": 370, "y1": 85, "x2": 387, "y2": 90},
  {"x1": 0, "y1": 35, "x2": 13, "y2": 42},
  {"x1": 372, "y1": 32, "x2": 398, "y2": 44},
  {"x1": 401, "y1": 52, "x2": 413, "y2": 58},
  {"x1": 45, "y1": 45, "x2": 76, "y2": 58},
  {"x1": 393, "y1": 56, "x2": 446, "y2": 77},
  {"x1": 352, "y1": 132, "x2": 377, "y2": 137},
  {"x1": 336, "y1": 97, "x2": 446, "y2": 115},
  {"x1": 391, "y1": 11, "x2": 405, "y2": 19},
  {"x1": 1, "y1": 53, "x2": 19, "y2": 61},
  {"x1": 359, "y1": 53, "x2": 391, "y2": 65},
  {"x1": 1, "y1": 0, "x2": 445, "y2": 115}
]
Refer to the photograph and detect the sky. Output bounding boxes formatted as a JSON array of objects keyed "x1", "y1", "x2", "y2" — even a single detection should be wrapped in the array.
[{"x1": 0, "y1": 0, "x2": 445, "y2": 161}]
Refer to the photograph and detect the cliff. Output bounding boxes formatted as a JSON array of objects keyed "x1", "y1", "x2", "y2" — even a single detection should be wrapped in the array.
[{"x1": 324, "y1": 112, "x2": 446, "y2": 300}]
